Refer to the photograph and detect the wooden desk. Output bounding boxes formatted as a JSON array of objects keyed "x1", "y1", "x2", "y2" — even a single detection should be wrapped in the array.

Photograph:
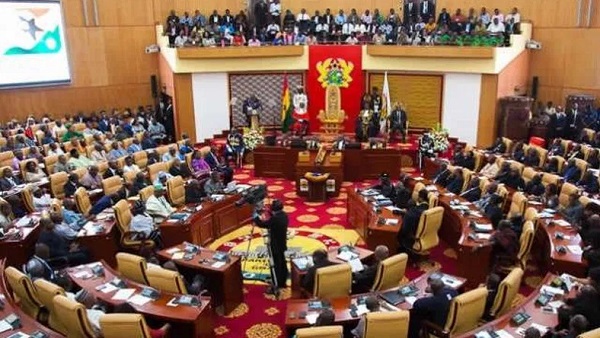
[
  {"x1": 76, "y1": 215, "x2": 119, "y2": 268},
  {"x1": 296, "y1": 152, "x2": 343, "y2": 199},
  {"x1": 285, "y1": 270, "x2": 465, "y2": 334},
  {"x1": 290, "y1": 247, "x2": 374, "y2": 299},
  {"x1": 68, "y1": 261, "x2": 214, "y2": 338},
  {"x1": 457, "y1": 273, "x2": 576, "y2": 338},
  {"x1": 0, "y1": 259, "x2": 62, "y2": 338},
  {"x1": 0, "y1": 214, "x2": 41, "y2": 268},
  {"x1": 254, "y1": 146, "x2": 403, "y2": 182},
  {"x1": 160, "y1": 194, "x2": 253, "y2": 248},
  {"x1": 347, "y1": 189, "x2": 403, "y2": 253},
  {"x1": 157, "y1": 244, "x2": 243, "y2": 315}
]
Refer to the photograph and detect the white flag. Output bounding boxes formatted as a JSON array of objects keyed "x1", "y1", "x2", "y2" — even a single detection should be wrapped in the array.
[{"x1": 381, "y1": 71, "x2": 391, "y2": 134}]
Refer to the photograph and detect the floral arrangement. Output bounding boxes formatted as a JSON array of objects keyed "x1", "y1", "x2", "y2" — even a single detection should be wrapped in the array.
[
  {"x1": 242, "y1": 127, "x2": 264, "y2": 151},
  {"x1": 431, "y1": 123, "x2": 450, "y2": 153}
]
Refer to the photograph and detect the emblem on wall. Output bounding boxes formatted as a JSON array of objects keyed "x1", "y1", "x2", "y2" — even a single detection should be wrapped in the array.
[{"x1": 316, "y1": 58, "x2": 354, "y2": 88}]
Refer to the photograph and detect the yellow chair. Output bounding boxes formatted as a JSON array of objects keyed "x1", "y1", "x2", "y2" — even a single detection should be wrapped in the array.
[
  {"x1": 52, "y1": 294, "x2": 99, "y2": 338},
  {"x1": 531, "y1": 145, "x2": 548, "y2": 167},
  {"x1": 364, "y1": 311, "x2": 410, "y2": 338},
  {"x1": 524, "y1": 207, "x2": 539, "y2": 231},
  {"x1": 550, "y1": 156, "x2": 566, "y2": 173},
  {"x1": 72, "y1": 123, "x2": 86, "y2": 132},
  {"x1": 560, "y1": 139, "x2": 571, "y2": 157},
  {"x1": 313, "y1": 264, "x2": 352, "y2": 299},
  {"x1": 155, "y1": 145, "x2": 171, "y2": 157},
  {"x1": 542, "y1": 173, "x2": 561, "y2": 187},
  {"x1": 412, "y1": 207, "x2": 444, "y2": 259},
  {"x1": 44, "y1": 155, "x2": 59, "y2": 175},
  {"x1": 574, "y1": 158, "x2": 589, "y2": 181},
  {"x1": 501, "y1": 137, "x2": 513, "y2": 154},
  {"x1": 147, "y1": 162, "x2": 167, "y2": 183},
  {"x1": 49, "y1": 171, "x2": 69, "y2": 199},
  {"x1": 0, "y1": 151, "x2": 14, "y2": 168},
  {"x1": 489, "y1": 268, "x2": 524, "y2": 318},
  {"x1": 497, "y1": 185, "x2": 509, "y2": 210},
  {"x1": 4, "y1": 267, "x2": 43, "y2": 320},
  {"x1": 509, "y1": 192, "x2": 528, "y2": 216},
  {"x1": 132, "y1": 151, "x2": 148, "y2": 170},
  {"x1": 577, "y1": 327, "x2": 600, "y2": 338},
  {"x1": 21, "y1": 184, "x2": 36, "y2": 213},
  {"x1": 102, "y1": 176, "x2": 123, "y2": 196},
  {"x1": 146, "y1": 267, "x2": 188, "y2": 294},
  {"x1": 582, "y1": 128, "x2": 596, "y2": 143},
  {"x1": 113, "y1": 200, "x2": 155, "y2": 252},
  {"x1": 97, "y1": 161, "x2": 108, "y2": 176},
  {"x1": 473, "y1": 151, "x2": 485, "y2": 172},
  {"x1": 411, "y1": 182, "x2": 426, "y2": 202},
  {"x1": 428, "y1": 193, "x2": 439, "y2": 208},
  {"x1": 139, "y1": 185, "x2": 155, "y2": 202},
  {"x1": 19, "y1": 158, "x2": 37, "y2": 180},
  {"x1": 371, "y1": 253, "x2": 408, "y2": 291},
  {"x1": 166, "y1": 176, "x2": 186, "y2": 206},
  {"x1": 461, "y1": 170, "x2": 473, "y2": 193},
  {"x1": 33, "y1": 279, "x2": 68, "y2": 334},
  {"x1": 521, "y1": 167, "x2": 537, "y2": 183},
  {"x1": 116, "y1": 252, "x2": 149, "y2": 285},
  {"x1": 559, "y1": 183, "x2": 579, "y2": 208},
  {"x1": 74, "y1": 187, "x2": 92, "y2": 216},
  {"x1": 515, "y1": 221, "x2": 535, "y2": 270},
  {"x1": 424, "y1": 287, "x2": 488, "y2": 337},
  {"x1": 100, "y1": 313, "x2": 170, "y2": 338},
  {"x1": 123, "y1": 170, "x2": 137, "y2": 185},
  {"x1": 122, "y1": 138, "x2": 134, "y2": 150},
  {"x1": 296, "y1": 326, "x2": 343, "y2": 338},
  {"x1": 72, "y1": 167, "x2": 88, "y2": 181}
]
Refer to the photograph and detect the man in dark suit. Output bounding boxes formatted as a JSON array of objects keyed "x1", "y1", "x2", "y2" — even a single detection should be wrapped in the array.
[
  {"x1": 0, "y1": 167, "x2": 22, "y2": 191},
  {"x1": 432, "y1": 163, "x2": 451, "y2": 186},
  {"x1": 103, "y1": 160, "x2": 123, "y2": 179},
  {"x1": 204, "y1": 145, "x2": 233, "y2": 184},
  {"x1": 301, "y1": 249, "x2": 333, "y2": 293},
  {"x1": 398, "y1": 189, "x2": 429, "y2": 252},
  {"x1": 403, "y1": 0, "x2": 419, "y2": 26},
  {"x1": 352, "y1": 245, "x2": 389, "y2": 294},
  {"x1": 484, "y1": 194, "x2": 504, "y2": 228},
  {"x1": 445, "y1": 168, "x2": 464, "y2": 194},
  {"x1": 371, "y1": 173, "x2": 394, "y2": 198},
  {"x1": 254, "y1": 199, "x2": 288, "y2": 292},
  {"x1": 504, "y1": 168, "x2": 525, "y2": 190},
  {"x1": 185, "y1": 179, "x2": 205, "y2": 204},
  {"x1": 436, "y1": 8, "x2": 450, "y2": 26},
  {"x1": 419, "y1": 0, "x2": 436, "y2": 23},
  {"x1": 409, "y1": 277, "x2": 458, "y2": 338},
  {"x1": 460, "y1": 177, "x2": 481, "y2": 202},
  {"x1": 169, "y1": 158, "x2": 193, "y2": 179},
  {"x1": 562, "y1": 159, "x2": 582, "y2": 184},
  {"x1": 394, "y1": 174, "x2": 412, "y2": 209},
  {"x1": 568, "y1": 103, "x2": 584, "y2": 141},
  {"x1": 63, "y1": 173, "x2": 80, "y2": 198},
  {"x1": 389, "y1": 104, "x2": 408, "y2": 143}
]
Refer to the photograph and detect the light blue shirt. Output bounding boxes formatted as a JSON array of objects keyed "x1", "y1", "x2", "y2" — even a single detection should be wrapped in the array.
[
  {"x1": 128, "y1": 144, "x2": 142, "y2": 154},
  {"x1": 335, "y1": 14, "x2": 346, "y2": 25},
  {"x1": 63, "y1": 209, "x2": 85, "y2": 230}
]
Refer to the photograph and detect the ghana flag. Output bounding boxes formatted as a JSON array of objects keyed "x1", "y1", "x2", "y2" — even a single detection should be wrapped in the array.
[{"x1": 280, "y1": 74, "x2": 294, "y2": 133}]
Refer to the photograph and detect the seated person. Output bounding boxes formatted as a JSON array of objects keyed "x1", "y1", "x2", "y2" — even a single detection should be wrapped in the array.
[
  {"x1": 408, "y1": 277, "x2": 458, "y2": 338},
  {"x1": 393, "y1": 174, "x2": 412, "y2": 209},
  {"x1": 162, "y1": 146, "x2": 178, "y2": 162},
  {"x1": 511, "y1": 142, "x2": 526, "y2": 163},
  {"x1": 523, "y1": 148, "x2": 540, "y2": 167},
  {"x1": 130, "y1": 172, "x2": 149, "y2": 196},
  {"x1": 68, "y1": 149, "x2": 94, "y2": 169},
  {"x1": 548, "y1": 138, "x2": 565, "y2": 157},
  {"x1": 371, "y1": 173, "x2": 394, "y2": 198},
  {"x1": 352, "y1": 245, "x2": 389, "y2": 294},
  {"x1": 301, "y1": 249, "x2": 334, "y2": 292},
  {"x1": 351, "y1": 296, "x2": 380, "y2": 337},
  {"x1": 153, "y1": 171, "x2": 173, "y2": 186},
  {"x1": 204, "y1": 171, "x2": 224, "y2": 195},
  {"x1": 580, "y1": 214, "x2": 600, "y2": 245},
  {"x1": 24, "y1": 243, "x2": 55, "y2": 282},
  {"x1": 494, "y1": 162, "x2": 512, "y2": 183},
  {"x1": 185, "y1": 179, "x2": 205, "y2": 204},
  {"x1": 191, "y1": 150, "x2": 211, "y2": 176},
  {"x1": 587, "y1": 149, "x2": 599, "y2": 168},
  {"x1": 524, "y1": 328, "x2": 541, "y2": 338},
  {"x1": 563, "y1": 159, "x2": 582, "y2": 184},
  {"x1": 63, "y1": 173, "x2": 81, "y2": 198},
  {"x1": 62, "y1": 199, "x2": 85, "y2": 230},
  {"x1": 89, "y1": 144, "x2": 107, "y2": 162},
  {"x1": 127, "y1": 138, "x2": 143, "y2": 154},
  {"x1": 583, "y1": 230, "x2": 600, "y2": 270},
  {"x1": 32, "y1": 187, "x2": 52, "y2": 211},
  {"x1": 504, "y1": 168, "x2": 525, "y2": 190},
  {"x1": 560, "y1": 193, "x2": 584, "y2": 226},
  {"x1": 80, "y1": 165, "x2": 102, "y2": 190},
  {"x1": 37, "y1": 217, "x2": 89, "y2": 266},
  {"x1": 169, "y1": 158, "x2": 193, "y2": 179},
  {"x1": 0, "y1": 167, "x2": 22, "y2": 191},
  {"x1": 452, "y1": 145, "x2": 466, "y2": 166},
  {"x1": 445, "y1": 168, "x2": 464, "y2": 194},
  {"x1": 483, "y1": 274, "x2": 501, "y2": 320},
  {"x1": 103, "y1": 160, "x2": 124, "y2": 179},
  {"x1": 145, "y1": 183, "x2": 175, "y2": 223},
  {"x1": 484, "y1": 194, "x2": 504, "y2": 228},
  {"x1": 490, "y1": 220, "x2": 519, "y2": 269},
  {"x1": 432, "y1": 162, "x2": 451, "y2": 186},
  {"x1": 524, "y1": 174, "x2": 545, "y2": 196},
  {"x1": 204, "y1": 145, "x2": 233, "y2": 184},
  {"x1": 544, "y1": 157, "x2": 561, "y2": 174},
  {"x1": 0, "y1": 201, "x2": 15, "y2": 232},
  {"x1": 479, "y1": 156, "x2": 499, "y2": 179},
  {"x1": 122, "y1": 156, "x2": 140, "y2": 173},
  {"x1": 130, "y1": 201, "x2": 163, "y2": 248},
  {"x1": 107, "y1": 142, "x2": 128, "y2": 161},
  {"x1": 542, "y1": 183, "x2": 560, "y2": 210},
  {"x1": 162, "y1": 261, "x2": 205, "y2": 295},
  {"x1": 460, "y1": 177, "x2": 481, "y2": 202},
  {"x1": 577, "y1": 170, "x2": 599, "y2": 194},
  {"x1": 462, "y1": 151, "x2": 476, "y2": 170},
  {"x1": 566, "y1": 144, "x2": 585, "y2": 160},
  {"x1": 398, "y1": 190, "x2": 429, "y2": 253},
  {"x1": 89, "y1": 188, "x2": 126, "y2": 216},
  {"x1": 50, "y1": 211, "x2": 78, "y2": 241},
  {"x1": 24, "y1": 161, "x2": 47, "y2": 183},
  {"x1": 291, "y1": 309, "x2": 336, "y2": 338},
  {"x1": 487, "y1": 138, "x2": 506, "y2": 154}
]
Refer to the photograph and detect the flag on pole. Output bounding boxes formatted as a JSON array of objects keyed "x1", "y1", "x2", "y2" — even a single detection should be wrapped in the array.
[
  {"x1": 280, "y1": 74, "x2": 294, "y2": 133},
  {"x1": 381, "y1": 71, "x2": 391, "y2": 133}
]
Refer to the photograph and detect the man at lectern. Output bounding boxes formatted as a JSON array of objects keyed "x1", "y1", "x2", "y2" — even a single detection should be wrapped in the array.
[{"x1": 243, "y1": 94, "x2": 263, "y2": 128}]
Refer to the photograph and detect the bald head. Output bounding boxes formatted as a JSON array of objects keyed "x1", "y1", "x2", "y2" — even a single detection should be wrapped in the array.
[{"x1": 374, "y1": 245, "x2": 389, "y2": 261}]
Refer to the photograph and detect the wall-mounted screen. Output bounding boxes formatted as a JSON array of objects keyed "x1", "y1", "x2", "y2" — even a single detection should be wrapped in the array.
[{"x1": 0, "y1": 0, "x2": 71, "y2": 88}]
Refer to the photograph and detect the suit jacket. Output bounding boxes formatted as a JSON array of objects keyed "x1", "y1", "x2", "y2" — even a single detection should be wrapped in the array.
[
  {"x1": 204, "y1": 152, "x2": 221, "y2": 169},
  {"x1": 103, "y1": 168, "x2": 123, "y2": 179},
  {"x1": 399, "y1": 202, "x2": 428, "y2": 249},
  {"x1": 0, "y1": 176, "x2": 21, "y2": 191},
  {"x1": 563, "y1": 166, "x2": 582, "y2": 183},
  {"x1": 353, "y1": 262, "x2": 379, "y2": 294},
  {"x1": 185, "y1": 185, "x2": 205, "y2": 204},
  {"x1": 394, "y1": 186, "x2": 412, "y2": 208},
  {"x1": 437, "y1": 12, "x2": 450, "y2": 25},
  {"x1": 505, "y1": 175, "x2": 525, "y2": 190},
  {"x1": 432, "y1": 169, "x2": 450, "y2": 186},
  {"x1": 170, "y1": 165, "x2": 192, "y2": 179},
  {"x1": 461, "y1": 187, "x2": 481, "y2": 202},
  {"x1": 524, "y1": 181, "x2": 545, "y2": 196},
  {"x1": 63, "y1": 181, "x2": 79, "y2": 198},
  {"x1": 484, "y1": 204, "x2": 503, "y2": 228},
  {"x1": 419, "y1": 0, "x2": 435, "y2": 21},
  {"x1": 254, "y1": 211, "x2": 288, "y2": 256},
  {"x1": 446, "y1": 176, "x2": 464, "y2": 194},
  {"x1": 409, "y1": 287, "x2": 458, "y2": 338},
  {"x1": 390, "y1": 109, "x2": 407, "y2": 129},
  {"x1": 403, "y1": 2, "x2": 418, "y2": 23},
  {"x1": 301, "y1": 259, "x2": 334, "y2": 292}
]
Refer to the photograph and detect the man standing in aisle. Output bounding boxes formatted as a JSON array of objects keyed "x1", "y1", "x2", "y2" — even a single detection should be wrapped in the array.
[{"x1": 253, "y1": 199, "x2": 288, "y2": 295}]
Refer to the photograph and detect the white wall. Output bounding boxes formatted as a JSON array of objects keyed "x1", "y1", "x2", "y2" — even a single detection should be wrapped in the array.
[
  {"x1": 191, "y1": 73, "x2": 230, "y2": 142},
  {"x1": 442, "y1": 73, "x2": 482, "y2": 145}
]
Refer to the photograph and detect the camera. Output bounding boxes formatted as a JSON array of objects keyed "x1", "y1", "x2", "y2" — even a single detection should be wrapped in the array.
[{"x1": 235, "y1": 185, "x2": 267, "y2": 207}]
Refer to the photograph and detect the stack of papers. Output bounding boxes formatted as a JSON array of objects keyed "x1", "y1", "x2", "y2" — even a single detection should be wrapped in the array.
[
  {"x1": 128, "y1": 294, "x2": 153, "y2": 306},
  {"x1": 528, "y1": 200, "x2": 543, "y2": 205},
  {"x1": 172, "y1": 252, "x2": 185, "y2": 260},
  {"x1": 212, "y1": 261, "x2": 226, "y2": 268},
  {"x1": 540, "y1": 285, "x2": 564, "y2": 296},
  {"x1": 385, "y1": 219, "x2": 399, "y2": 226},
  {"x1": 112, "y1": 288, "x2": 136, "y2": 300},
  {"x1": 567, "y1": 245, "x2": 583, "y2": 255},
  {"x1": 538, "y1": 212, "x2": 555, "y2": 218},
  {"x1": 337, "y1": 251, "x2": 358, "y2": 262},
  {"x1": 15, "y1": 217, "x2": 34, "y2": 228},
  {"x1": 0, "y1": 320, "x2": 13, "y2": 333},
  {"x1": 476, "y1": 233, "x2": 492, "y2": 240},
  {"x1": 554, "y1": 220, "x2": 571, "y2": 227},
  {"x1": 413, "y1": 177, "x2": 424, "y2": 181},
  {"x1": 441, "y1": 276, "x2": 462, "y2": 288},
  {"x1": 96, "y1": 283, "x2": 119, "y2": 294},
  {"x1": 348, "y1": 258, "x2": 364, "y2": 273},
  {"x1": 305, "y1": 312, "x2": 319, "y2": 324},
  {"x1": 360, "y1": 189, "x2": 379, "y2": 196},
  {"x1": 474, "y1": 223, "x2": 494, "y2": 232},
  {"x1": 385, "y1": 206, "x2": 402, "y2": 212},
  {"x1": 292, "y1": 256, "x2": 313, "y2": 270},
  {"x1": 426, "y1": 185, "x2": 438, "y2": 192}
]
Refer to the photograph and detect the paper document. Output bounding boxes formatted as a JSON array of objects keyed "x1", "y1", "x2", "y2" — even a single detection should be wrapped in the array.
[
  {"x1": 212, "y1": 261, "x2": 226, "y2": 268},
  {"x1": 385, "y1": 206, "x2": 402, "y2": 212},
  {"x1": 405, "y1": 296, "x2": 417, "y2": 305},
  {"x1": 15, "y1": 217, "x2": 33, "y2": 228},
  {"x1": 166, "y1": 247, "x2": 181, "y2": 254},
  {"x1": 97, "y1": 283, "x2": 119, "y2": 294},
  {"x1": 554, "y1": 220, "x2": 571, "y2": 227},
  {"x1": 413, "y1": 177, "x2": 424, "y2": 181},
  {"x1": 0, "y1": 320, "x2": 12, "y2": 333},
  {"x1": 540, "y1": 285, "x2": 564, "y2": 296},
  {"x1": 348, "y1": 259, "x2": 364, "y2": 273},
  {"x1": 112, "y1": 288, "x2": 136, "y2": 300},
  {"x1": 305, "y1": 312, "x2": 319, "y2": 325},
  {"x1": 336, "y1": 251, "x2": 358, "y2": 262},
  {"x1": 567, "y1": 245, "x2": 583, "y2": 255},
  {"x1": 172, "y1": 252, "x2": 185, "y2": 260},
  {"x1": 355, "y1": 304, "x2": 369, "y2": 316},
  {"x1": 128, "y1": 294, "x2": 153, "y2": 306},
  {"x1": 476, "y1": 233, "x2": 492, "y2": 240},
  {"x1": 495, "y1": 330, "x2": 514, "y2": 338},
  {"x1": 385, "y1": 219, "x2": 399, "y2": 226},
  {"x1": 528, "y1": 200, "x2": 542, "y2": 205}
]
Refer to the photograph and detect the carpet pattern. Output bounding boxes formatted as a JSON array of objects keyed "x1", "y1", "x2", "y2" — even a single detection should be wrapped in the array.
[{"x1": 209, "y1": 165, "x2": 542, "y2": 337}]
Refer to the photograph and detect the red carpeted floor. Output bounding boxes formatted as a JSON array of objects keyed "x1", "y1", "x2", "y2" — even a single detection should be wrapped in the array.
[{"x1": 209, "y1": 164, "x2": 544, "y2": 338}]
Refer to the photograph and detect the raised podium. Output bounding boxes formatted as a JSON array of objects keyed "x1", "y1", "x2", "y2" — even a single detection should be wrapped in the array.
[
  {"x1": 296, "y1": 147, "x2": 343, "y2": 200},
  {"x1": 499, "y1": 96, "x2": 533, "y2": 141}
]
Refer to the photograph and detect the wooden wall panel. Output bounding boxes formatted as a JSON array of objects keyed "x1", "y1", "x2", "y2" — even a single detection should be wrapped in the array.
[
  {"x1": 497, "y1": 50, "x2": 530, "y2": 97},
  {"x1": 62, "y1": 0, "x2": 86, "y2": 27},
  {"x1": 97, "y1": 0, "x2": 156, "y2": 26},
  {"x1": 158, "y1": 55, "x2": 175, "y2": 97},
  {"x1": 369, "y1": 73, "x2": 443, "y2": 129},
  {"x1": 172, "y1": 74, "x2": 196, "y2": 142},
  {"x1": 477, "y1": 74, "x2": 498, "y2": 147}
]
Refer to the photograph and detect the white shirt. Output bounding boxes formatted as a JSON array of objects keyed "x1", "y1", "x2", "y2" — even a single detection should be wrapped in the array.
[
  {"x1": 345, "y1": 36, "x2": 359, "y2": 45},
  {"x1": 130, "y1": 213, "x2": 155, "y2": 237},
  {"x1": 267, "y1": 23, "x2": 280, "y2": 33},
  {"x1": 174, "y1": 35, "x2": 187, "y2": 47},
  {"x1": 506, "y1": 13, "x2": 520, "y2": 23},
  {"x1": 145, "y1": 195, "x2": 175, "y2": 224},
  {"x1": 269, "y1": 2, "x2": 281, "y2": 16},
  {"x1": 487, "y1": 21, "x2": 505, "y2": 33},
  {"x1": 361, "y1": 13, "x2": 372, "y2": 24},
  {"x1": 296, "y1": 13, "x2": 309, "y2": 21},
  {"x1": 123, "y1": 164, "x2": 140, "y2": 173},
  {"x1": 33, "y1": 193, "x2": 52, "y2": 211},
  {"x1": 492, "y1": 13, "x2": 504, "y2": 23},
  {"x1": 248, "y1": 39, "x2": 261, "y2": 47}
]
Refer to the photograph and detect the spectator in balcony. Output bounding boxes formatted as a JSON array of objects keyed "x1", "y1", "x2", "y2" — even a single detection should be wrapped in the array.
[
  {"x1": 480, "y1": 7, "x2": 491, "y2": 26},
  {"x1": 437, "y1": 8, "x2": 450, "y2": 26},
  {"x1": 465, "y1": 8, "x2": 478, "y2": 33},
  {"x1": 335, "y1": 9, "x2": 346, "y2": 31},
  {"x1": 347, "y1": 8, "x2": 360, "y2": 25},
  {"x1": 266, "y1": 19, "x2": 280, "y2": 41},
  {"x1": 487, "y1": 17, "x2": 505, "y2": 34},
  {"x1": 235, "y1": 10, "x2": 248, "y2": 34},
  {"x1": 451, "y1": 8, "x2": 466, "y2": 32},
  {"x1": 345, "y1": 32, "x2": 359, "y2": 45},
  {"x1": 297, "y1": 8, "x2": 310, "y2": 34},
  {"x1": 272, "y1": 32, "x2": 284, "y2": 45},
  {"x1": 505, "y1": 8, "x2": 521, "y2": 34},
  {"x1": 269, "y1": 0, "x2": 281, "y2": 25},
  {"x1": 209, "y1": 10, "x2": 221, "y2": 27},
  {"x1": 189, "y1": 31, "x2": 201, "y2": 45},
  {"x1": 306, "y1": 33, "x2": 317, "y2": 45},
  {"x1": 248, "y1": 35, "x2": 261, "y2": 47},
  {"x1": 192, "y1": 10, "x2": 206, "y2": 27},
  {"x1": 202, "y1": 31, "x2": 216, "y2": 47},
  {"x1": 492, "y1": 8, "x2": 504, "y2": 23},
  {"x1": 232, "y1": 32, "x2": 246, "y2": 46},
  {"x1": 424, "y1": 17, "x2": 437, "y2": 35},
  {"x1": 361, "y1": 9, "x2": 372, "y2": 26},
  {"x1": 180, "y1": 11, "x2": 193, "y2": 29},
  {"x1": 282, "y1": 10, "x2": 295, "y2": 32},
  {"x1": 388, "y1": 8, "x2": 399, "y2": 26},
  {"x1": 166, "y1": 9, "x2": 178, "y2": 27},
  {"x1": 222, "y1": 9, "x2": 234, "y2": 26},
  {"x1": 174, "y1": 31, "x2": 187, "y2": 48},
  {"x1": 372, "y1": 30, "x2": 385, "y2": 45},
  {"x1": 68, "y1": 149, "x2": 94, "y2": 170},
  {"x1": 403, "y1": 0, "x2": 417, "y2": 26}
]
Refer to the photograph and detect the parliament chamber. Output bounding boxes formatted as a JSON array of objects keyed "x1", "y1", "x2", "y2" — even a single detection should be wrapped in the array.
[{"x1": 1, "y1": 0, "x2": 600, "y2": 337}]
